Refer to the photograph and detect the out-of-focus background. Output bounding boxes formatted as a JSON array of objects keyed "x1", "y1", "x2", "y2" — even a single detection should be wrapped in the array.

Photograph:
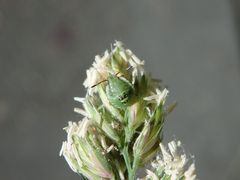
[{"x1": 0, "y1": 0, "x2": 240, "y2": 179}]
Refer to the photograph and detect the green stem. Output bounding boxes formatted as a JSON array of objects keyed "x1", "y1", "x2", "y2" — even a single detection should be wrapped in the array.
[
  {"x1": 122, "y1": 145, "x2": 134, "y2": 180},
  {"x1": 132, "y1": 156, "x2": 140, "y2": 179},
  {"x1": 121, "y1": 125, "x2": 137, "y2": 179}
]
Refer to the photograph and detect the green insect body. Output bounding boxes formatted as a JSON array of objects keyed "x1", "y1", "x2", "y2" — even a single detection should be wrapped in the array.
[{"x1": 106, "y1": 73, "x2": 135, "y2": 109}]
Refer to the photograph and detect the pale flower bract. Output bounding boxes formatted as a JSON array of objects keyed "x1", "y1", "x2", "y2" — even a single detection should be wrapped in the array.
[{"x1": 142, "y1": 140, "x2": 197, "y2": 180}]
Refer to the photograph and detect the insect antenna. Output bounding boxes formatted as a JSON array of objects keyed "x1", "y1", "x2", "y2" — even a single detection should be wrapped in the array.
[
  {"x1": 116, "y1": 65, "x2": 133, "y2": 77},
  {"x1": 91, "y1": 79, "x2": 108, "y2": 88},
  {"x1": 91, "y1": 64, "x2": 110, "y2": 88}
]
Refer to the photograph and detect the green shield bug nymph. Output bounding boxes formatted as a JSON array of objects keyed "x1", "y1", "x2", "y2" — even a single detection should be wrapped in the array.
[
  {"x1": 106, "y1": 73, "x2": 135, "y2": 109},
  {"x1": 91, "y1": 72, "x2": 136, "y2": 109}
]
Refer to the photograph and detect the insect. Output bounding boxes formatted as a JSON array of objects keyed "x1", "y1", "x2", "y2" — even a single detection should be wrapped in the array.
[{"x1": 91, "y1": 72, "x2": 136, "y2": 109}]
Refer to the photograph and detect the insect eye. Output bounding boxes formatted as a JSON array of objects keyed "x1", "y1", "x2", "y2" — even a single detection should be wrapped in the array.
[{"x1": 118, "y1": 93, "x2": 128, "y2": 101}]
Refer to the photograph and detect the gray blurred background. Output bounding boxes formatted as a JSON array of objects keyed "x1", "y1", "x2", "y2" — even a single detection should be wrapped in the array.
[{"x1": 0, "y1": 0, "x2": 240, "y2": 179}]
